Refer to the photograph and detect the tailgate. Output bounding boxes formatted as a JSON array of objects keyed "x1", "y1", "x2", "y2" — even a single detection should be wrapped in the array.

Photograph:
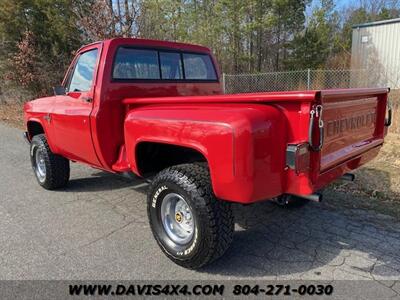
[{"x1": 316, "y1": 88, "x2": 389, "y2": 173}]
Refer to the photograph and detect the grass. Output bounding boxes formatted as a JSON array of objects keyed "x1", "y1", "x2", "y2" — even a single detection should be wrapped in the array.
[
  {"x1": 1, "y1": 102, "x2": 399, "y2": 219},
  {"x1": 0, "y1": 102, "x2": 24, "y2": 129},
  {"x1": 325, "y1": 133, "x2": 400, "y2": 219},
  {"x1": 345, "y1": 133, "x2": 400, "y2": 200}
]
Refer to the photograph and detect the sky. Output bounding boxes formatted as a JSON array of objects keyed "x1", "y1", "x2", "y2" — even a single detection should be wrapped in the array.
[
  {"x1": 309, "y1": 0, "x2": 351, "y2": 11},
  {"x1": 307, "y1": 0, "x2": 354, "y2": 17},
  {"x1": 335, "y1": 0, "x2": 351, "y2": 9}
]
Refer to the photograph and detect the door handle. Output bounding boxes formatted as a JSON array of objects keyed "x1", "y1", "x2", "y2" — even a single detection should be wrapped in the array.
[
  {"x1": 43, "y1": 113, "x2": 51, "y2": 124},
  {"x1": 81, "y1": 96, "x2": 93, "y2": 103}
]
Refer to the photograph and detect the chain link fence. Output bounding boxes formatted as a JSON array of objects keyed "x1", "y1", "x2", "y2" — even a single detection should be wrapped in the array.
[
  {"x1": 222, "y1": 69, "x2": 388, "y2": 94},
  {"x1": 223, "y1": 69, "x2": 399, "y2": 133}
]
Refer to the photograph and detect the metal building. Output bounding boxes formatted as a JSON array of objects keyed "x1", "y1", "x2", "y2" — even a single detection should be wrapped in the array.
[{"x1": 351, "y1": 18, "x2": 400, "y2": 89}]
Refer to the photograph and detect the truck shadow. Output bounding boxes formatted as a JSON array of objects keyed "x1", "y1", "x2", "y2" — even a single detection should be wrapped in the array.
[
  {"x1": 199, "y1": 167, "x2": 400, "y2": 278},
  {"x1": 201, "y1": 194, "x2": 400, "y2": 278},
  {"x1": 61, "y1": 169, "x2": 400, "y2": 279}
]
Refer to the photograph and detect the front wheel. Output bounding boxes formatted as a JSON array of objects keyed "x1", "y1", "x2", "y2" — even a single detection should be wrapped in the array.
[
  {"x1": 147, "y1": 163, "x2": 234, "y2": 269},
  {"x1": 30, "y1": 134, "x2": 70, "y2": 190}
]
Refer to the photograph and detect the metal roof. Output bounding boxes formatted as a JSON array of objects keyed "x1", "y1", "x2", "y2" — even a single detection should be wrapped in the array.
[{"x1": 352, "y1": 18, "x2": 400, "y2": 29}]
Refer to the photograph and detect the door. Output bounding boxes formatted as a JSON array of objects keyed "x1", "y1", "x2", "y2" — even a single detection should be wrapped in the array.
[{"x1": 49, "y1": 47, "x2": 101, "y2": 166}]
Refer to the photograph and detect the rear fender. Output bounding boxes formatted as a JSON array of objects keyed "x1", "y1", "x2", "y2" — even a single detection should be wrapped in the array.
[{"x1": 124, "y1": 104, "x2": 287, "y2": 203}]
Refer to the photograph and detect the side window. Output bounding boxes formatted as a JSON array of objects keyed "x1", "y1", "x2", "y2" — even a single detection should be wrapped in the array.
[
  {"x1": 182, "y1": 53, "x2": 217, "y2": 80},
  {"x1": 68, "y1": 49, "x2": 98, "y2": 92},
  {"x1": 113, "y1": 48, "x2": 160, "y2": 80},
  {"x1": 159, "y1": 52, "x2": 183, "y2": 79}
]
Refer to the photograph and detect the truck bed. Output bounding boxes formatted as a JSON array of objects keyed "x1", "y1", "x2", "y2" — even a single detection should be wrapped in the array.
[{"x1": 122, "y1": 88, "x2": 389, "y2": 200}]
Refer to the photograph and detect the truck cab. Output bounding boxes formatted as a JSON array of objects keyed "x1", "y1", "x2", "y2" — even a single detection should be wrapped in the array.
[
  {"x1": 25, "y1": 38, "x2": 221, "y2": 169},
  {"x1": 24, "y1": 38, "x2": 391, "y2": 269}
]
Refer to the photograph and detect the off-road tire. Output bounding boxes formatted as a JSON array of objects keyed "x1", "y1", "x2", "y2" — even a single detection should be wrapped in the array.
[
  {"x1": 147, "y1": 163, "x2": 234, "y2": 269},
  {"x1": 30, "y1": 134, "x2": 70, "y2": 190}
]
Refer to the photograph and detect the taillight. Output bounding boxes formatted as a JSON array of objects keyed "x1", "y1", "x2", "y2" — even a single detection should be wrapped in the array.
[{"x1": 286, "y1": 143, "x2": 310, "y2": 174}]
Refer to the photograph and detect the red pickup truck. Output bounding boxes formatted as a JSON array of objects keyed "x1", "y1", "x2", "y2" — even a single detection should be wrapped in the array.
[{"x1": 24, "y1": 38, "x2": 391, "y2": 269}]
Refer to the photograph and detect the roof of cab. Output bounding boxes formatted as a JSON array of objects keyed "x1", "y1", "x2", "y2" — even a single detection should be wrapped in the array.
[{"x1": 77, "y1": 37, "x2": 212, "y2": 54}]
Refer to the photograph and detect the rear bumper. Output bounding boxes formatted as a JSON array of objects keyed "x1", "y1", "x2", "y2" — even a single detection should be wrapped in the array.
[
  {"x1": 23, "y1": 132, "x2": 31, "y2": 144},
  {"x1": 313, "y1": 144, "x2": 382, "y2": 191}
]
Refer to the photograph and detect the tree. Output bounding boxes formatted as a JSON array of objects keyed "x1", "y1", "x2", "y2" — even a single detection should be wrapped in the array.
[
  {"x1": 1, "y1": 0, "x2": 400, "y2": 102},
  {"x1": 285, "y1": 0, "x2": 341, "y2": 69},
  {"x1": 270, "y1": 0, "x2": 310, "y2": 71},
  {"x1": 0, "y1": 0, "x2": 83, "y2": 98},
  {"x1": 74, "y1": 0, "x2": 141, "y2": 41}
]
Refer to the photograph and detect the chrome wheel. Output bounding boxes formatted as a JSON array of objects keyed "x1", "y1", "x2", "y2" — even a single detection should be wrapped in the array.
[
  {"x1": 160, "y1": 193, "x2": 195, "y2": 245},
  {"x1": 35, "y1": 148, "x2": 46, "y2": 182}
]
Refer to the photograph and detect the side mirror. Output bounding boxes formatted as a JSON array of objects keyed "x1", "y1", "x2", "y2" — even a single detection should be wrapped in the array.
[{"x1": 53, "y1": 86, "x2": 66, "y2": 96}]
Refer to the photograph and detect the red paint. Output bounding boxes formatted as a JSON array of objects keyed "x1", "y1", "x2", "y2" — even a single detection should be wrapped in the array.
[{"x1": 24, "y1": 38, "x2": 390, "y2": 203}]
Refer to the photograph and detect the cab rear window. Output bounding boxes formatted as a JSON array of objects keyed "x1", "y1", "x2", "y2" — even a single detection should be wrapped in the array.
[
  {"x1": 183, "y1": 53, "x2": 217, "y2": 80},
  {"x1": 112, "y1": 47, "x2": 217, "y2": 81},
  {"x1": 112, "y1": 48, "x2": 159, "y2": 80}
]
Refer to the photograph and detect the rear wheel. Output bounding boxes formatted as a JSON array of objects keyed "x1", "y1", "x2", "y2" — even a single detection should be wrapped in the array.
[
  {"x1": 147, "y1": 163, "x2": 234, "y2": 269},
  {"x1": 30, "y1": 134, "x2": 70, "y2": 190}
]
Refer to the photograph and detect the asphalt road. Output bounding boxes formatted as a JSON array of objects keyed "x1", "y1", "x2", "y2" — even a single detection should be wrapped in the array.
[{"x1": 1, "y1": 123, "x2": 400, "y2": 292}]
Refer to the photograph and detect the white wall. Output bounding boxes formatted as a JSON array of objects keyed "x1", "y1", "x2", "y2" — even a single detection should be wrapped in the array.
[{"x1": 352, "y1": 20, "x2": 400, "y2": 89}]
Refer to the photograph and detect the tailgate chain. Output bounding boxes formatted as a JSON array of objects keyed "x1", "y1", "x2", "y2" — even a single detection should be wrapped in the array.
[{"x1": 309, "y1": 105, "x2": 324, "y2": 151}]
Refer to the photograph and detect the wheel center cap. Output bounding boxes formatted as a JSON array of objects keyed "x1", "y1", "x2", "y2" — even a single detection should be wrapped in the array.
[{"x1": 175, "y1": 212, "x2": 183, "y2": 223}]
